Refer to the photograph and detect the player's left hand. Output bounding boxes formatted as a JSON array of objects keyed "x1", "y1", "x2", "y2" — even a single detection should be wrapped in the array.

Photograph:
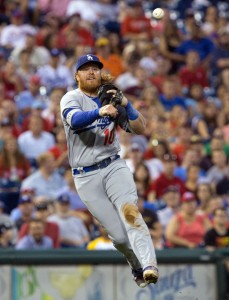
[{"x1": 107, "y1": 89, "x2": 128, "y2": 107}]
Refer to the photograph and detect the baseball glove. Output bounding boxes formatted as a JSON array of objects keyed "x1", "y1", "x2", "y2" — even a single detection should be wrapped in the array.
[
  {"x1": 98, "y1": 83, "x2": 132, "y2": 133},
  {"x1": 97, "y1": 83, "x2": 123, "y2": 107}
]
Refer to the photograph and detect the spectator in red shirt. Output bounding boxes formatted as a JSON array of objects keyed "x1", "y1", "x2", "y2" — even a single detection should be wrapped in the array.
[
  {"x1": 179, "y1": 50, "x2": 209, "y2": 89},
  {"x1": 0, "y1": 60, "x2": 24, "y2": 101},
  {"x1": 121, "y1": 0, "x2": 153, "y2": 43},
  {"x1": 18, "y1": 200, "x2": 60, "y2": 248},
  {"x1": 60, "y1": 13, "x2": 94, "y2": 48},
  {"x1": 49, "y1": 128, "x2": 69, "y2": 171},
  {"x1": 148, "y1": 153, "x2": 186, "y2": 202},
  {"x1": 165, "y1": 192, "x2": 212, "y2": 248}
]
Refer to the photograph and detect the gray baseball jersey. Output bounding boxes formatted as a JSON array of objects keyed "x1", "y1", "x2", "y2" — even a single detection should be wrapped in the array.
[
  {"x1": 60, "y1": 88, "x2": 120, "y2": 168},
  {"x1": 60, "y1": 87, "x2": 157, "y2": 274}
]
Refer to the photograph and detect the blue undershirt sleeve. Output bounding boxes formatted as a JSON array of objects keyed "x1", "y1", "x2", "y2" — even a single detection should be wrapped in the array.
[{"x1": 65, "y1": 109, "x2": 100, "y2": 128}]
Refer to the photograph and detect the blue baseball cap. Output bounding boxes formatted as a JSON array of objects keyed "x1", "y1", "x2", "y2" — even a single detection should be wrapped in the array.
[
  {"x1": 50, "y1": 48, "x2": 61, "y2": 57},
  {"x1": 76, "y1": 54, "x2": 103, "y2": 72},
  {"x1": 18, "y1": 195, "x2": 32, "y2": 204}
]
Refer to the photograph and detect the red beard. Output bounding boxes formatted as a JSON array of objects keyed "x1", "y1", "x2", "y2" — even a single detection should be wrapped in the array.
[{"x1": 79, "y1": 78, "x2": 101, "y2": 95}]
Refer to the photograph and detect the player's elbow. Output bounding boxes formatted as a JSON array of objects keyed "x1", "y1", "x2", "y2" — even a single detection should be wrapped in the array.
[{"x1": 130, "y1": 116, "x2": 146, "y2": 134}]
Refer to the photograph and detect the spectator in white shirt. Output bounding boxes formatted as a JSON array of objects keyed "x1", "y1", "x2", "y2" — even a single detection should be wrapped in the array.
[
  {"x1": 20, "y1": 152, "x2": 66, "y2": 199},
  {"x1": 48, "y1": 194, "x2": 90, "y2": 248},
  {"x1": 0, "y1": 9, "x2": 36, "y2": 51},
  {"x1": 157, "y1": 185, "x2": 181, "y2": 233},
  {"x1": 37, "y1": 48, "x2": 74, "y2": 93},
  {"x1": 18, "y1": 115, "x2": 55, "y2": 166}
]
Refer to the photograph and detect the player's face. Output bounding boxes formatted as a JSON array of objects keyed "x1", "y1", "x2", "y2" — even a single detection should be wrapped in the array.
[{"x1": 76, "y1": 63, "x2": 101, "y2": 94}]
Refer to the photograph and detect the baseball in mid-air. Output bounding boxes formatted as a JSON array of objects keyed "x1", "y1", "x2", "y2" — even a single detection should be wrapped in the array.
[{"x1": 152, "y1": 8, "x2": 164, "y2": 19}]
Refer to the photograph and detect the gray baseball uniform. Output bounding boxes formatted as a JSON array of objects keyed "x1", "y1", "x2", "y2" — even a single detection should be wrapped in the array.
[{"x1": 60, "y1": 88, "x2": 157, "y2": 271}]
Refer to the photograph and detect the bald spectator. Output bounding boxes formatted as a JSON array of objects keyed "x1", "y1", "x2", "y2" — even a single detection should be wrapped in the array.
[
  {"x1": 48, "y1": 195, "x2": 89, "y2": 248},
  {"x1": 20, "y1": 152, "x2": 66, "y2": 199},
  {"x1": 18, "y1": 115, "x2": 55, "y2": 166},
  {"x1": 18, "y1": 199, "x2": 60, "y2": 248},
  {"x1": 16, "y1": 218, "x2": 53, "y2": 249}
]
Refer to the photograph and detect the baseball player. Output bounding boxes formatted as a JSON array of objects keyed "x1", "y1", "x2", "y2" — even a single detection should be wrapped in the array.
[{"x1": 60, "y1": 54, "x2": 158, "y2": 288}]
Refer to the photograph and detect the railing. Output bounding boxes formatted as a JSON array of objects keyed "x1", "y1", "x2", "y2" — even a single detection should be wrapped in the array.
[{"x1": 0, "y1": 248, "x2": 228, "y2": 300}]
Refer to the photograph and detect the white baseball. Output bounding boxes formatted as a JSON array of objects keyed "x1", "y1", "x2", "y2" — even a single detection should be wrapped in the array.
[{"x1": 152, "y1": 8, "x2": 164, "y2": 19}]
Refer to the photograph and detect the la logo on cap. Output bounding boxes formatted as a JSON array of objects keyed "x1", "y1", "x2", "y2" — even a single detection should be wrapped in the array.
[{"x1": 87, "y1": 55, "x2": 93, "y2": 61}]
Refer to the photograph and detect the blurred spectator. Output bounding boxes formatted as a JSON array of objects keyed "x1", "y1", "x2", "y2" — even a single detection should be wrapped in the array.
[
  {"x1": 125, "y1": 142, "x2": 145, "y2": 173},
  {"x1": 175, "y1": 22, "x2": 215, "y2": 69},
  {"x1": 120, "y1": 0, "x2": 152, "y2": 43},
  {"x1": 48, "y1": 195, "x2": 89, "y2": 248},
  {"x1": 95, "y1": 36, "x2": 124, "y2": 78},
  {"x1": 20, "y1": 152, "x2": 66, "y2": 199},
  {"x1": 16, "y1": 49, "x2": 36, "y2": 88},
  {"x1": 158, "y1": 186, "x2": 181, "y2": 232},
  {"x1": 184, "y1": 163, "x2": 201, "y2": 194},
  {"x1": 48, "y1": 128, "x2": 69, "y2": 171},
  {"x1": 159, "y1": 79, "x2": 187, "y2": 112},
  {"x1": 0, "y1": 60, "x2": 24, "y2": 100},
  {"x1": 14, "y1": 195, "x2": 34, "y2": 231},
  {"x1": 18, "y1": 200, "x2": 60, "y2": 248},
  {"x1": 60, "y1": 13, "x2": 94, "y2": 47},
  {"x1": 204, "y1": 206, "x2": 229, "y2": 295},
  {"x1": 133, "y1": 162, "x2": 152, "y2": 199},
  {"x1": 10, "y1": 33, "x2": 50, "y2": 68},
  {"x1": 206, "y1": 149, "x2": 228, "y2": 187},
  {"x1": 0, "y1": 200, "x2": 17, "y2": 243},
  {"x1": 144, "y1": 139, "x2": 167, "y2": 181},
  {"x1": 201, "y1": 5, "x2": 219, "y2": 39},
  {"x1": 141, "y1": 86, "x2": 164, "y2": 117},
  {"x1": 148, "y1": 153, "x2": 186, "y2": 202},
  {"x1": 0, "y1": 135, "x2": 31, "y2": 213},
  {"x1": 204, "y1": 207, "x2": 229, "y2": 250},
  {"x1": 150, "y1": 57, "x2": 171, "y2": 93},
  {"x1": 158, "y1": 20, "x2": 184, "y2": 73},
  {"x1": 179, "y1": 50, "x2": 209, "y2": 89},
  {"x1": 21, "y1": 100, "x2": 52, "y2": 132},
  {"x1": 170, "y1": 125, "x2": 193, "y2": 163},
  {"x1": 15, "y1": 75, "x2": 44, "y2": 125},
  {"x1": 18, "y1": 115, "x2": 55, "y2": 165},
  {"x1": 0, "y1": 9, "x2": 36, "y2": 51},
  {"x1": 56, "y1": 169, "x2": 87, "y2": 212},
  {"x1": 87, "y1": 218, "x2": 116, "y2": 250},
  {"x1": 165, "y1": 192, "x2": 212, "y2": 248},
  {"x1": 37, "y1": 48, "x2": 74, "y2": 92},
  {"x1": 196, "y1": 182, "x2": 214, "y2": 215},
  {"x1": 204, "y1": 128, "x2": 229, "y2": 158},
  {"x1": 216, "y1": 165, "x2": 229, "y2": 196},
  {"x1": 16, "y1": 218, "x2": 53, "y2": 249},
  {"x1": 211, "y1": 27, "x2": 229, "y2": 76},
  {"x1": 41, "y1": 87, "x2": 66, "y2": 132},
  {"x1": 0, "y1": 222, "x2": 14, "y2": 248}
]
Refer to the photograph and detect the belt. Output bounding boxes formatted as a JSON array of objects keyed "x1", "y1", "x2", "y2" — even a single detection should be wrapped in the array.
[{"x1": 72, "y1": 155, "x2": 120, "y2": 175}]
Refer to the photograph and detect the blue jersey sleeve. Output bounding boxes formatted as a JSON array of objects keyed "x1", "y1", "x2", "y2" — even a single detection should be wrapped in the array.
[{"x1": 63, "y1": 108, "x2": 100, "y2": 129}]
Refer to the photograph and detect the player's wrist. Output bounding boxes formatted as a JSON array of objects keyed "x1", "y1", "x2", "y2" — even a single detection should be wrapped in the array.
[{"x1": 125, "y1": 101, "x2": 139, "y2": 120}]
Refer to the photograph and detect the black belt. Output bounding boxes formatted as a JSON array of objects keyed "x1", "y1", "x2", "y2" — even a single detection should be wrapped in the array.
[{"x1": 72, "y1": 155, "x2": 120, "y2": 175}]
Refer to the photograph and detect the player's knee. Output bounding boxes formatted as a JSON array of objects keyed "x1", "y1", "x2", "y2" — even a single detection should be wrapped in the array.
[{"x1": 122, "y1": 203, "x2": 140, "y2": 228}]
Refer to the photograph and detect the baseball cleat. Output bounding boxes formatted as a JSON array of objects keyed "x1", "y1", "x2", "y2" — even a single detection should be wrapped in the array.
[
  {"x1": 132, "y1": 268, "x2": 148, "y2": 288},
  {"x1": 143, "y1": 266, "x2": 159, "y2": 284}
]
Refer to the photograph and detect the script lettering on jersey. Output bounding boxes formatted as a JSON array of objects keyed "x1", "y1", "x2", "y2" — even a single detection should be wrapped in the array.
[{"x1": 97, "y1": 117, "x2": 112, "y2": 130}]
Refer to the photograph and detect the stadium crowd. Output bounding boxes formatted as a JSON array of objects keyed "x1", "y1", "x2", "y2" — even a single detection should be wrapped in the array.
[{"x1": 0, "y1": 0, "x2": 228, "y2": 273}]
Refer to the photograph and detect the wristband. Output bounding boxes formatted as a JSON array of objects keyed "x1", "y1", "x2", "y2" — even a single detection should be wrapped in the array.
[{"x1": 125, "y1": 102, "x2": 139, "y2": 121}]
